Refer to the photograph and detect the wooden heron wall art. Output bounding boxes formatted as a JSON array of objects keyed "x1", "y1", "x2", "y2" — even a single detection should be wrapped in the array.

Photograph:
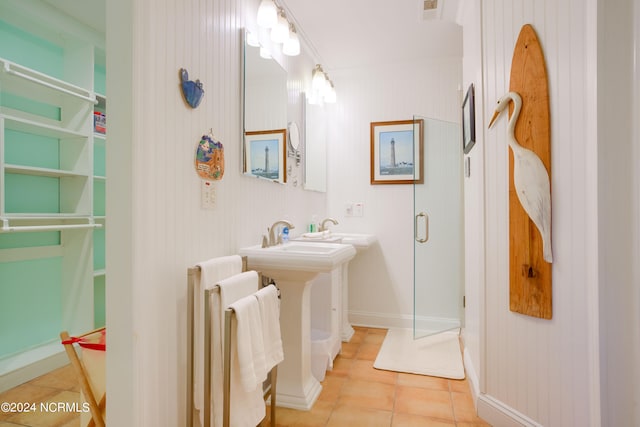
[{"x1": 489, "y1": 24, "x2": 553, "y2": 319}]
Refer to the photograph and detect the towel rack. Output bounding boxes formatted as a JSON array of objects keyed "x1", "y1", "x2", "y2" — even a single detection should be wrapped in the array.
[
  {"x1": 187, "y1": 258, "x2": 246, "y2": 427},
  {"x1": 187, "y1": 256, "x2": 278, "y2": 427}
]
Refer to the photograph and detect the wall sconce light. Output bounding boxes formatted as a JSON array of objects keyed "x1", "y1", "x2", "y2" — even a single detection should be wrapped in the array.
[
  {"x1": 282, "y1": 24, "x2": 300, "y2": 56},
  {"x1": 256, "y1": 1, "x2": 300, "y2": 56},
  {"x1": 270, "y1": 8, "x2": 290, "y2": 44},
  {"x1": 310, "y1": 64, "x2": 336, "y2": 104},
  {"x1": 257, "y1": 0, "x2": 278, "y2": 28}
]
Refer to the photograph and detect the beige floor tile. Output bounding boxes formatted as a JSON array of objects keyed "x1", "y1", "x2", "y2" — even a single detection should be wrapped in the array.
[
  {"x1": 317, "y1": 376, "x2": 345, "y2": 403},
  {"x1": 355, "y1": 342, "x2": 381, "y2": 361},
  {"x1": 326, "y1": 403, "x2": 392, "y2": 427},
  {"x1": 363, "y1": 332, "x2": 385, "y2": 345},
  {"x1": 326, "y1": 356, "x2": 353, "y2": 378},
  {"x1": 351, "y1": 359, "x2": 397, "y2": 385},
  {"x1": 349, "y1": 328, "x2": 368, "y2": 345},
  {"x1": 391, "y1": 412, "x2": 456, "y2": 427},
  {"x1": 397, "y1": 373, "x2": 450, "y2": 391},
  {"x1": 451, "y1": 391, "x2": 480, "y2": 422},
  {"x1": 339, "y1": 341, "x2": 359, "y2": 359},
  {"x1": 29, "y1": 365, "x2": 79, "y2": 392},
  {"x1": 394, "y1": 385, "x2": 454, "y2": 421},
  {"x1": 337, "y1": 379, "x2": 395, "y2": 411},
  {"x1": 271, "y1": 400, "x2": 333, "y2": 427},
  {"x1": 449, "y1": 377, "x2": 471, "y2": 392}
]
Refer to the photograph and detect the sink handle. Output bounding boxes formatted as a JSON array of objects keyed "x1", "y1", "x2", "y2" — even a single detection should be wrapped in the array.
[{"x1": 261, "y1": 235, "x2": 268, "y2": 248}]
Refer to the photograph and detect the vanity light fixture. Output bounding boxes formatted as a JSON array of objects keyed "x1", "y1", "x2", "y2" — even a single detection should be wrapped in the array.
[
  {"x1": 282, "y1": 23, "x2": 300, "y2": 56},
  {"x1": 255, "y1": 1, "x2": 300, "y2": 56},
  {"x1": 246, "y1": 31, "x2": 260, "y2": 47},
  {"x1": 257, "y1": 0, "x2": 278, "y2": 28},
  {"x1": 324, "y1": 80, "x2": 336, "y2": 103},
  {"x1": 259, "y1": 46, "x2": 272, "y2": 59},
  {"x1": 310, "y1": 64, "x2": 337, "y2": 104},
  {"x1": 312, "y1": 64, "x2": 327, "y2": 92},
  {"x1": 270, "y1": 8, "x2": 290, "y2": 44}
]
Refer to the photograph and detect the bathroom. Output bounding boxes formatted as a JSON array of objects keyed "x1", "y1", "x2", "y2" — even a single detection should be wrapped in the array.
[{"x1": 0, "y1": 0, "x2": 638, "y2": 426}]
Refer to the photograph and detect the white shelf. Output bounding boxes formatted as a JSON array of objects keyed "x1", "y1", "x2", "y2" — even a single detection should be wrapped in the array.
[
  {"x1": 2, "y1": 114, "x2": 88, "y2": 140},
  {"x1": 5, "y1": 164, "x2": 89, "y2": 178}
]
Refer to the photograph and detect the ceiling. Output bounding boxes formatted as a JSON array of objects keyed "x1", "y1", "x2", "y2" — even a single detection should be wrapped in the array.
[
  {"x1": 40, "y1": 0, "x2": 462, "y2": 71},
  {"x1": 281, "y1": 0, "x2": 463, "y2": 70}
]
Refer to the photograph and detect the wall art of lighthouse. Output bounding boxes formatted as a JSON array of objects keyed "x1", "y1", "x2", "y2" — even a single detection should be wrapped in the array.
[
  {"x1": 370, "y1": 119, "x2": 424, "y2": 184},
  {"x1": 244, "y1": 129, "x2": 287, "y2": 183}
]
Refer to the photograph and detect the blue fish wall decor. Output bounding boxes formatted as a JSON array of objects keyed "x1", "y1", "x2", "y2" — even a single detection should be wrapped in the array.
[{"x1": 180, "y1": 68, "x2": 204, "y2": 108}]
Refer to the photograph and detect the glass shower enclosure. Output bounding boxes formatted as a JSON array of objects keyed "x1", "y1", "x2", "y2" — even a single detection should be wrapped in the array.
[{"x1": 413, "y1": 116, "x2": 464, "y2": 339}]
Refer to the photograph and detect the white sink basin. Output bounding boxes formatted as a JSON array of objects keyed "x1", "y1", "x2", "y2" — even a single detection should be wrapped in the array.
[
  {"x1": 239, "y1": 241, "x2": 356, "y2": 280},
  {"x1": 293, "y1": 232, "x2": 377, "y2": 252}
]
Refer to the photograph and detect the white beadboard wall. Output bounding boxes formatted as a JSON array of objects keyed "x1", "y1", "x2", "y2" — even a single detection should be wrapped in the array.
[
  {"x1": 478, "y1": 0, "x2": 600, "y2": 425},
  {"x1": 106, "y1": 0, "x2": 324, "y2": 424},
  {"x1": 325, "y1": 58, "x2": 462, "y2": 329}
]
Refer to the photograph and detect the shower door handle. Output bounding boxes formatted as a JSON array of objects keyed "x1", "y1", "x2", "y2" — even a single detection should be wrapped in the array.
[{"x1": 415, "y1": 212, "x2": 429, "y2": 243}]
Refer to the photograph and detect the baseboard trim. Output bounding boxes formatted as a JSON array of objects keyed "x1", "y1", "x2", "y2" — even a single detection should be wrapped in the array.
[
  {"x1": 349, "y1": 310, "x2": 460, "y2": 332},
  {"x1": 477, "y1": 394, "x2": 544, "y2": 427},
  {"x1": 0, "y1": 343, "x2": 68, "y2": 393}
]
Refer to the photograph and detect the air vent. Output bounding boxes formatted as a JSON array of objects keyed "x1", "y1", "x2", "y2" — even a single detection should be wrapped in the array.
[
  {"x1": 422, "y1": 0, "x2": 442, "y2": 20},
  {"x1": 424, "y1": 0, "x2": 438, "y2": 11}
]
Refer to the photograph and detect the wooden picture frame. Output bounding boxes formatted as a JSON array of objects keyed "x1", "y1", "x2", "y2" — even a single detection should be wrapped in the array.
[
  {"x1": 370, "y1": 119, "x2": 424, "y2": 184},
  {"x1": 244, "y1": 129, "x2": 287, "y2": 183},
  {"x1": 462, "y1": 83, "x2": 476, "y2": 154}
]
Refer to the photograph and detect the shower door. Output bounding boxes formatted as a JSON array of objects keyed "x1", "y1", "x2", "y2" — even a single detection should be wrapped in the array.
[{"x1": 413, "y1": 116, "x2": 464, "y2": 339}]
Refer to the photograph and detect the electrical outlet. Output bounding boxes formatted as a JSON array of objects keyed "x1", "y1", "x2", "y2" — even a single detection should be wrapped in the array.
[
  {"x1": 201, "y1": 180, "x2": 215, "y2": 209},
  {"x1": 353, "y1": 202, "x2": 364, "y2": 217},
  {"x1": 345, "y1": 203, "x2": 353, "y2": 216}
]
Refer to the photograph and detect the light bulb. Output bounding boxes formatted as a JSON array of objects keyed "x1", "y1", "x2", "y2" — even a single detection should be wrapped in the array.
[
  {"x1": 246, "y1": 31, "x2": 260, "y2": 47},
  {"x1": 282, "y1": 28, "x2": 300, "y2": 56},
  {"x1": 312, "y1": 65, "x2": 326, "y2": 93},
  {"x1": 324, "y1": 81, "x2": 336, "y2": 103},
  {"x1": 260, "y1": 47, "x2": 272, "y2": 59},
  {"x1": 270, "y1": 12, "x2": 290, "y2": 44},
  {"x1": 257, "y1": 0, "x2": 277, "y2": 29}
]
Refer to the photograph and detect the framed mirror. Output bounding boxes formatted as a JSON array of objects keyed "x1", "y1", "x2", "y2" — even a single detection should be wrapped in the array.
[
  {"x1": 303, "y1": 98, "x2": 327, "y2": 192},
  {"x1": 242, "y1": 32, "x2": 288, "y2": 183}
]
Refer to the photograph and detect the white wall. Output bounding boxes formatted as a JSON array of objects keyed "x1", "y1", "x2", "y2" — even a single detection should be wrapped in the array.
[
  {"x1": 469, "y1": 0, "x2": 638, "y2": 425},
  {"x1": 325, "y1": 57, "x2": 462, "y2": 328},
  {"x1": 106, "y1": 0, "x2": 326, "y2": 424}
]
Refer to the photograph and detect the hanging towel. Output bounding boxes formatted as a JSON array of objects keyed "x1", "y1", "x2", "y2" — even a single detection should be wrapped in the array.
[
  {"x1": 211, "y1": 271, "x2": 263, "y2": 427},
  {"x1": 229, "y1": 294, "x2": 267, "y2": 391},
  {"x1": 254, "y1": 285, "x2": 284, "y2": 371},
  {"x1": 194, "y1": 255, "x2": 242, "y2": 421}
]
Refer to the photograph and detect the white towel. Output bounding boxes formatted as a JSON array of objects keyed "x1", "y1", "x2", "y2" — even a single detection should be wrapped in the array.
[
  {"x1": 212, "y1": 271, "x2": 264, "y2": 427},
  {"x1": 194, "y1": 255, "x2": 242, "y2": 420},
  {"x1": 229, "y1": 294, "x2": 267, "y2": 391},
  {"x1": 254, "y1": 285, "x2": 284, "y2": 370}
]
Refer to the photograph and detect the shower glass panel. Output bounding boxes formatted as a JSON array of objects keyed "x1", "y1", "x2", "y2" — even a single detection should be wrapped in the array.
[{"x1": 413, "y1": 116, "x2": 464, "y2": 339}]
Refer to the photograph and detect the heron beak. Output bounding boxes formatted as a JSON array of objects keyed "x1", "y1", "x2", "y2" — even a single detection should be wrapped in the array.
[{"x1": 488, "y1": 110, "x2": 500, "y2": 128}]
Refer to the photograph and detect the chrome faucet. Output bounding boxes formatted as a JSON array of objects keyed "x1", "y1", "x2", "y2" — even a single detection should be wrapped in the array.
[
  {"x1": 318, "y1": 217, "x2": 338, "y2": 232},
  {"x1": 265, "y1": 220, "x2": 295, "y2": 247}
]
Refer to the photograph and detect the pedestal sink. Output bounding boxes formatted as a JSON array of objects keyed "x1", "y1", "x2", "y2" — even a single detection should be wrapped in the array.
[
  {"x1": 239, "y1": 241, "x2": 356, "y2": 410},
  {"x1": 293, "y1": 232, "x2": 377, "y2": 341}
]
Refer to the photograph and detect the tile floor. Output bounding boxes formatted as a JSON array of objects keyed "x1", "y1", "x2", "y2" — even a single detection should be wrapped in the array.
[
  {"x1": 263, "y1": 327, "x2": 489, "y2": 427},
  {"x1": 0, "y1": 327, "x2": 490, "y2": 427}
]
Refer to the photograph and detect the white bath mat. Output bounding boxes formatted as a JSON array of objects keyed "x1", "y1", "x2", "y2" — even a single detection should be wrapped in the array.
[{"x1": 373, "y1": 328, "x2": 465, "y2": 379}]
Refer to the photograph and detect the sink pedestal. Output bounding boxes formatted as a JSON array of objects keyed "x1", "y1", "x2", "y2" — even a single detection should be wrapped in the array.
[
  {"x1": 239, "y1": 241, "x2": 356, "y2": 410},
  {"x1": 276, "y1": 277, "x2": 322, "y2": 409}
]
